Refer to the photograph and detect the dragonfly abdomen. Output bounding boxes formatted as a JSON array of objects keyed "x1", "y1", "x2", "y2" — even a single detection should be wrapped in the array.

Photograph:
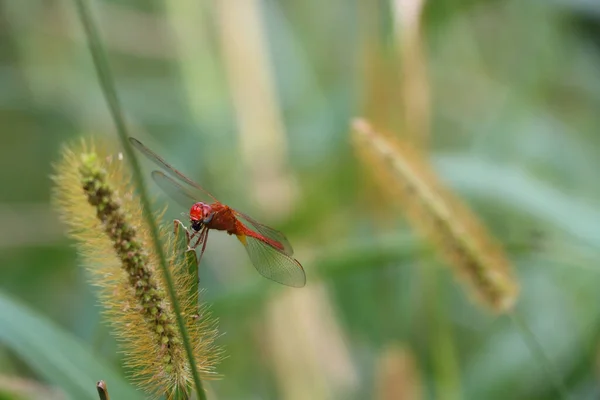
[{"x1": 238, "y1": 223, "x2": 285, "y2": 252}]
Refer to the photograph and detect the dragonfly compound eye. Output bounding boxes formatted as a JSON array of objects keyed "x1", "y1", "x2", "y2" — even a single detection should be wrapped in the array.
[{"x1": 203, "y1": 212, "x2": 214, "y2": 224}]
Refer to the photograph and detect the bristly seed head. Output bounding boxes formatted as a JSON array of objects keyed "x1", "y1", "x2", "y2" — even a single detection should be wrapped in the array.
[
  {"x1": 52, "y1": 139, "x2": 222, "y2": 399},
  {"x1": 352, "y1": 119, "x2": 519, "y2": 313}
]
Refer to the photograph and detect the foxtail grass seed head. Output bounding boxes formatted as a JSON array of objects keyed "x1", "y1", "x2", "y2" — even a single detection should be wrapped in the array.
[
  {"x1": 352, "y1": 119, "x2": 519, "y2": 313},
  {"x1": 52, "y1": 139, "x2": 221, "y2": 398}
]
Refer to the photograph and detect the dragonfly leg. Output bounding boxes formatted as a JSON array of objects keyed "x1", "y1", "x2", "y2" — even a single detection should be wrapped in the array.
[
  {"x1": 190, "y1": 228, "x2": 205, "y2": 250},
  {"x1": 197, "y1": 227, "x2": 210, "y2": 266}
]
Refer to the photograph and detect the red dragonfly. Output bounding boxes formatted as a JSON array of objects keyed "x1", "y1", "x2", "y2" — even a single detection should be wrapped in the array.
[{"x1": 130, "y1": 137, "x2": 306, "y2": 288}]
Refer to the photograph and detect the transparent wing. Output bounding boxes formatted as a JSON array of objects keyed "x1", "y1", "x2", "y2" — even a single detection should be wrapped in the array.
[
  {"x1": 130, "y1": 137, "x2": 218, "y2": 202},
  {"x1": 151, "y1": 170, "x2": 199, "y2": 208},
  {"x1": 241, "y1": 235, "x2": 306, "y2": 288},
  {"x1": 234, "y1": 211, "x2": 294, "y2": 256}
]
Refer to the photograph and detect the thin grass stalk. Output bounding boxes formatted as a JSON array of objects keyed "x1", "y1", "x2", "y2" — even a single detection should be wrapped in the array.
[
  {"x1": 422, "y1": 265, "x2": 462, "y2": 400},
  {"x1": 71, "y1": 1, "x2": 205, "y2": 398},
  {"x1": 509, "y1": 312, "x2": 570, "y2": 400}
]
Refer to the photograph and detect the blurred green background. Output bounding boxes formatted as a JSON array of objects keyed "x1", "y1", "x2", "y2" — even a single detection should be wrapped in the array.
[{"x1": 2, "y1": 0, "x2": 600, "y2": 399}]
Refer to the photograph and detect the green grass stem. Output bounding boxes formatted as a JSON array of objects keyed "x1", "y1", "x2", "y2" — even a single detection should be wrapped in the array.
[
  {"x1": 510, "y1": 312, "x2": 570, "y2": 400},
  {"x1": 72, "y1": 1, "x2": 206, "y2": 398}
]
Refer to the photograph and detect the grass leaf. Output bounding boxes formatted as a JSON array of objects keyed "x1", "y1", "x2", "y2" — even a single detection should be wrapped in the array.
[{"x1": 0, "y1": 291, "x2": 143, "y2": 400}]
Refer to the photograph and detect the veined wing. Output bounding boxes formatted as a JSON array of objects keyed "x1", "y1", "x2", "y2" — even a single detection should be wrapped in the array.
[
  {"x1": 151, "y1": 170, "x2": 199, "y2": 208},
  {"x1": 129, "y1": 137, "x2": 218, "y2": 202},
  {"x1": 238, "y1": 234, "x2": 305, "y2": 288},
  {"x1": 234, "y1": 210, "x2": 294, "y2": 256}
]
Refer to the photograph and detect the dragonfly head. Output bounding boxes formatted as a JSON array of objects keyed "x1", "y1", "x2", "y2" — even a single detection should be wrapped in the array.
[{"x1": 189, "y1": 202, "x2": 213, "y2": 231}]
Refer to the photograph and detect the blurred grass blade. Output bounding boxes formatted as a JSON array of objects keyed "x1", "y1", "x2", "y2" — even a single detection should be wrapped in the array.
[
  {"x1": 0, "y1": 291, "x2": 143, "y2": 400},
  {"x1": 0, "y1": 375, "x2": 64, "y2": 399}
]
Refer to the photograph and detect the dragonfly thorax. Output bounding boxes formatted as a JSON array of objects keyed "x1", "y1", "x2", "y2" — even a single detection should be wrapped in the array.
[{"x1": 189, "y1": 202, "x2": 213, "y2": 231}]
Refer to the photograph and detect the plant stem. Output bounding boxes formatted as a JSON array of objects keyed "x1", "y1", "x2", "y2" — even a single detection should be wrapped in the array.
[
  {"x1": 96, "y1": 381, "x2": 110, "y2": 400},
  {"x1": 510, "y1": 312, "x2": 570, "y2": 400},
  {"x1": 72, "y1": 1, "x2": 206, "y2": 398},
  {"x1": 423, "y1": 266, "x2": 462, "y2": 400}
]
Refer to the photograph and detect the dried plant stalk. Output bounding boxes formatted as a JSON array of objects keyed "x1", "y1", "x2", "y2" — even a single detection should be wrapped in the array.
[
  {"x1": 52, "y1": 139, "x2": 221, "y2": 399},
  {"x1": 374, "y1": 345, "x2": 422, "y2": 400},
  {"x1": 96, "y1": 381, "x2": 110, "y2": 400},
  {"x1": 392, "y1": 0, "x2": 430, "y2": 147},
  {"x1": 352, "y1": 119, "x2": 519, "y2": 313}
]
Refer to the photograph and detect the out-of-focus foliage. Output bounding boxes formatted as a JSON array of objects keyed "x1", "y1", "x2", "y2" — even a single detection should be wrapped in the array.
[{"x1": 1, "y1": 0, "x2": 600, "y2": 399}]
